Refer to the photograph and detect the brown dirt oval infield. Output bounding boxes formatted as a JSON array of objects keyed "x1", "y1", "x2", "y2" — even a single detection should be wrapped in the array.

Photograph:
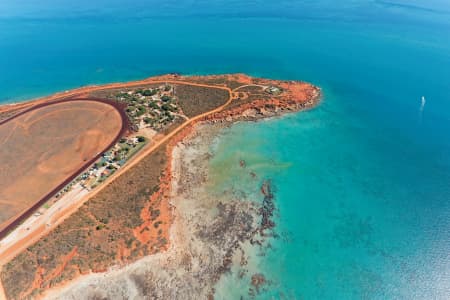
[{"x1": 0, "y1": 98, "x2": 128, "y2": 239}]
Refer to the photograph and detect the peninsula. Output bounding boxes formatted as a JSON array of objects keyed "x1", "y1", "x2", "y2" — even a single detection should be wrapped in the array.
[{"x1": 0, "y1": 74, "x2": 320, "y2": 299}]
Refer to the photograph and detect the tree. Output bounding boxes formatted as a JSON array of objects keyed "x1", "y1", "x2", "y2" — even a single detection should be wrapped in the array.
[
  {"x1": 136, "y1": 106, "x2": 147, "y2": 116},
  {"x1": 142, "y1": 89, "x2": 156, "y2": 96},
  {"x1": 148, "y1": 101, "x2": 159, "y2": 109},
  {"x1": 116, "y1": 92, "x2": 129, "y2": 99},
  {"x1": 137, "y1": 136, "x2": 146, "y2": 143},
  {"x1": 161, "y1": 103, "x2": 171, "y2": 111},
  {"x1": 122, "y1": 146, "x2": 130, "y2": 153},
  {"x1": 161, "y1": 95, "x2": 171, "y2": 102}
]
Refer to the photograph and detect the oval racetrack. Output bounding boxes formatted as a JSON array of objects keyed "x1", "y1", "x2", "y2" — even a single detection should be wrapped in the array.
[{"x1": 0, "y1": 99, "x2": 126, "y2": 235}]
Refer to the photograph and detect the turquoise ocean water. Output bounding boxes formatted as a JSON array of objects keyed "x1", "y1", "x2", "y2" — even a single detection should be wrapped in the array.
[{"x1": 1, "y1": 1, "x2": 449, "y2": 299}]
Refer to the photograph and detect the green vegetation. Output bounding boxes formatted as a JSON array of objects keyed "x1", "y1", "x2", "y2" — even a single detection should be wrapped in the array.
[
  {"x1": 112, "y1": 85, "x2": 181, "y2": 131},
  {"x1": 161, "y1": 95, "x2": 171, "y2": 102},
  {"x1": 148, "y1": 101, "x2": 159, "y2": 109},
  {"x1": 142, "y1": 89, "x2": 157, "y2": 96}
]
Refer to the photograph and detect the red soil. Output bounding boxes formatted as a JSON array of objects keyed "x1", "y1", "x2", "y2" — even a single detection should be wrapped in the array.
[
  {"x1": 133, "y1": 124, "x2": 195, "y2": 252},
  {"x1": 19, "y1": 247, "x2": 79, "y2": 299}
]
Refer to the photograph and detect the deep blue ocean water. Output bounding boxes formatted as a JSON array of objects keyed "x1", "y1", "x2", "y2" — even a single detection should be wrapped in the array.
[{"x1": 1, "y1": 1, "x2": 449, "y2": 299}]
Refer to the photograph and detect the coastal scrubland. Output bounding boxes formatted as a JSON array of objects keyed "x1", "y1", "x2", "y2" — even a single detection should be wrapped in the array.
[{"x1": 173, "y1": 84, "x2": 230, "y2": 117}]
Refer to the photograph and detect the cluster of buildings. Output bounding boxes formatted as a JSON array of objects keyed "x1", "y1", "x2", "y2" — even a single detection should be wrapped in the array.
[
  {"x1": 51, "y1": 84, "x2": 183, "y2": 206},
  {"x1": 115, "y1": 84, "x2": 181, "y2": 131},
  {"x1": 82, "y1": 136, "x2": 146, "y2": 189},
  {"x1": 54, "y1": 136, "x2": 146, "y2": 200}
]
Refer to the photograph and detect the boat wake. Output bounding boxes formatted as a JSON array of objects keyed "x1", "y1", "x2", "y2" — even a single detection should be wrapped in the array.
[{"x1": 419, "y1": 96, "x2": 426, "y2": 123}]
